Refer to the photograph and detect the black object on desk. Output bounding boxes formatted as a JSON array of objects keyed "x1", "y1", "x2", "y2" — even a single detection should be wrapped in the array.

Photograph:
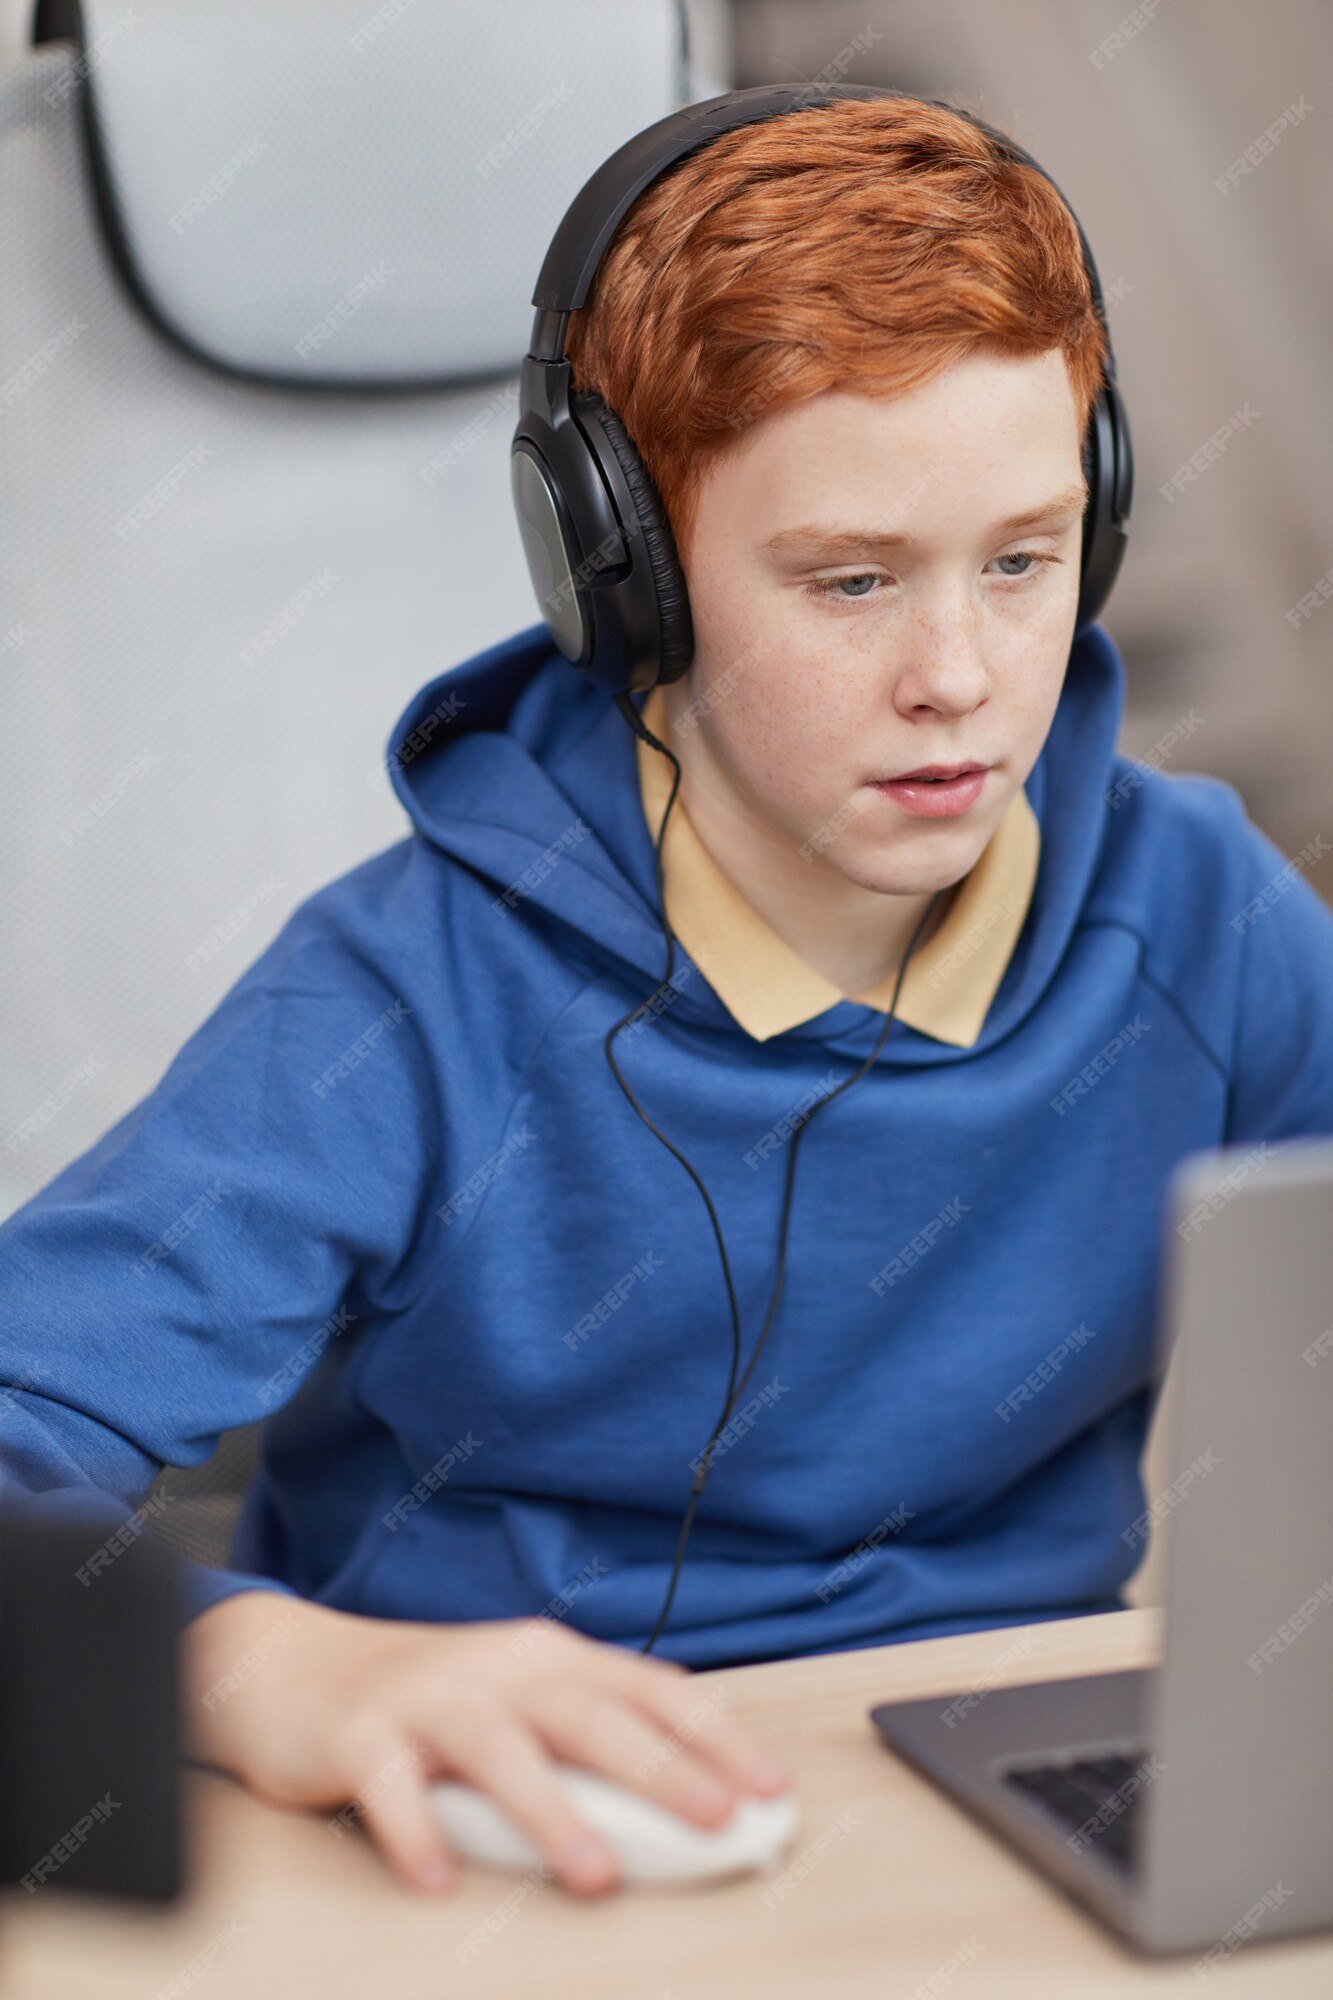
[{"x1": 0, "y1": 1505, "x2": 184, "y2": 1901}]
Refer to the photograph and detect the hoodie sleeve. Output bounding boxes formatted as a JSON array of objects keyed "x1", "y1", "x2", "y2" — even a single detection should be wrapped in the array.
[
  {"x1": 1224, "y1": 822, "x2": 1333, "y2": 1145},
  {"x1": 0, "y1": 880, "x2": 440, "y2": 1629}
]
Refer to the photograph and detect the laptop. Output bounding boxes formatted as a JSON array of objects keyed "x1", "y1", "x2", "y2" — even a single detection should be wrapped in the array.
[{"x1": 870, "y1": 1137, "x2": 1333, "y2": 1958}]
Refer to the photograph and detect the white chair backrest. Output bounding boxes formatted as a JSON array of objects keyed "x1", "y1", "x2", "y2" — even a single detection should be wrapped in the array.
[{"x1": 1, "y1": 0, "x2": 697, "y2": 1216}]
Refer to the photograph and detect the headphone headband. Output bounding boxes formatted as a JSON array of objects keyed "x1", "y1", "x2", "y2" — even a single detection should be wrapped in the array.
[{"x1": 529, "y1": 84, "x2": 1114, "y2": 373}]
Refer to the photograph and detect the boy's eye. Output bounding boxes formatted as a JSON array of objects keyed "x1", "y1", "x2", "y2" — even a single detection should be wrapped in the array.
[
  {"x1": 801, "y1": 571, "x2": 882, "y2": 602},
  {"x1": 799, "y1": 550, "x2": 1060, "y2": 606},
  {"x1": 991, "y1": 551, "x2": 1042, "y2": 577}
]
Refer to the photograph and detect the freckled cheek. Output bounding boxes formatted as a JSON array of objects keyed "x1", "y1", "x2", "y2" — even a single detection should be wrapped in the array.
[
  {"x1": 721, "y1": 686, "x2": 798, "y2": 772},
  {"x1": 726, "y1": 686, "x2": 866, "y2": 817},
  {"x1": 713, "y1": 684, "x2": 811, "y2": 795},
  {"x1": 991, "y1": 645, "x2": 1070, "y2": 759}
]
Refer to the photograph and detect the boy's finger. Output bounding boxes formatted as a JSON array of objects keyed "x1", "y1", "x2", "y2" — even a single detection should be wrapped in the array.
[
  {"x1": 425, "y1": 1710, "x2": 621, "y2": 1896},
  {"x1": 526, "y1": 1683, "x2": 739, "y2": 1825},
  {"x1": 574, "y1": 1637, "x2": 790, "y2": 1792},
  {"x1": 336, "y1": 1732, "x2": 458, "y2": 1895},
  {"x1": 619, "y1": 1669, "x2": 790, "y2": 1796}
]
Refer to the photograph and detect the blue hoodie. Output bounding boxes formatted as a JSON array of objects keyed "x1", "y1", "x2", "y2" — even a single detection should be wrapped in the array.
[{"x1": 4, "y1": 620, "x2": 1333, "y2": 1666}]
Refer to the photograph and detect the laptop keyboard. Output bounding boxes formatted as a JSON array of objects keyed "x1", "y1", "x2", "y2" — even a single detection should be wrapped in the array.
[{"x1": 1001, "y1": 1749, "x2": 1150, "y2": 1872}]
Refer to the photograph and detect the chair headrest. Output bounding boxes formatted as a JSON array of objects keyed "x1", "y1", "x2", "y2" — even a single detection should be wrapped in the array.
[{"x1": 46, "y1": 0, "x2": 689, "y2": 385}]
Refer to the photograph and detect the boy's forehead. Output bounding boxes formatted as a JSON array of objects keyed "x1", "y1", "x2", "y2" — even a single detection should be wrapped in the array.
[
  {"x1": 790, "y1": 350, "x2": 1079, "y2": 431},
  {"x1": 717, "y1": 354, "x2": 1081, "y2": 486},
  {"x1": 711, "y1": 365, "x2": 1084, "y2": 535}
]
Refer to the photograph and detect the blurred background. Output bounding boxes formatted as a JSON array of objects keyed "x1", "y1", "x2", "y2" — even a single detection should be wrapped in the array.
[{"x1": 1, "y1": 0, "x2": 1328, "y2": 1599}]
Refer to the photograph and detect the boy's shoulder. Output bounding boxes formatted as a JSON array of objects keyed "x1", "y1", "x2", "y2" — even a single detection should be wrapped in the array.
[
  {"x1": 205, "y1": 832, "x2": 472, "y2": 1032},
  {"x1": 1086, "y1": 750, "x2": 1333, "y2": 1067},
  {"x1": 1098, "y1": 749, "x2": 1329, "y2": 923},
  {"x1": 1104, "y1": 743, "x2": 1246, "y2": 837},
  {"x1": 258, "y1": 820, "x2": 596, "y2": 1021},
  {"x1": 1097, "y1": 749, "x2": 1269, "y2": 906}
]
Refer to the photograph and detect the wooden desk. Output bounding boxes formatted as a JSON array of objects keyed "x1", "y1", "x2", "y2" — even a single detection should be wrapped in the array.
[{"x1": 3, "y1": 1608, "x2": 1330, "y2": 1998}]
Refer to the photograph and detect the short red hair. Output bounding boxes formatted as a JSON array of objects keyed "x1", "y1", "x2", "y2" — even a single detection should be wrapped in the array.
[{"x1": 565, "y1": 95, "x2": 1107, "y2": 564}]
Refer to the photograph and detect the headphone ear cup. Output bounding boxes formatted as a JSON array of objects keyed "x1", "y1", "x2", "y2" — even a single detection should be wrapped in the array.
[
  {"x1": 1075, "y1": 382, "x2": 1130, "y2": 636},
  {"x1": 577, "y1": 392, "x2": 695, "y2": 686}
]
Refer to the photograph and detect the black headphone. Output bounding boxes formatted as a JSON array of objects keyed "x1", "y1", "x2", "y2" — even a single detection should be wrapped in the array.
[{"x1": 510, "y1": 84, "x2": 1134, "y2": 1656}]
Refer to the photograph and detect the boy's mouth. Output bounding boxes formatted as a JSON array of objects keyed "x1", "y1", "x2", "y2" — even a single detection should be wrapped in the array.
[
  {"x1": 868, "y1": 762, "x2": 993, "y2": 818},
  {"x1": 875, "y1": 760, "x2": 990, "y2": 783}
]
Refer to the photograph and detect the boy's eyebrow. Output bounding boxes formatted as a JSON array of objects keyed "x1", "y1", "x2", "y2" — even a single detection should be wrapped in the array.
[{"x1": 762, "y1": 481, "x2": 1089, "y2": 559}]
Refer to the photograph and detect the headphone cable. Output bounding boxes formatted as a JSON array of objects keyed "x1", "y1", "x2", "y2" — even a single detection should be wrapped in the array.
[{"x1": 607, "y1": 687, "x2": 944, "y2": 1654}]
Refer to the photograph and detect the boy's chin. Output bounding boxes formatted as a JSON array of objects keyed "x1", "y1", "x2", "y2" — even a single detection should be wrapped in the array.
[
  {"x1": 829, "y1": 820, "x2": 995, "y2": 899},
  {"x1": 824, "y1": 859, "x2": 979, "y2": 902}
]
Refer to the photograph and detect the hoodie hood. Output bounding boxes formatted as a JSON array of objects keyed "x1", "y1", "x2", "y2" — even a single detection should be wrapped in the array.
[{"x1": 386, "y1": 621, "x2": 1129, "y2": 1062}]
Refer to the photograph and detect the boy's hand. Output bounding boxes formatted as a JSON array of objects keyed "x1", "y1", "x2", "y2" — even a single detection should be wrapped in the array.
[{"x1": 182, "y1": 1589, "x2": 790, "y2": 1896}]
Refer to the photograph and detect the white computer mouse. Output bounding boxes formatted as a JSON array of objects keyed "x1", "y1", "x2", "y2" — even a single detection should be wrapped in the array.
[{"x1": 430, "y1": 1764, "x2": 800, "y2": 1888}]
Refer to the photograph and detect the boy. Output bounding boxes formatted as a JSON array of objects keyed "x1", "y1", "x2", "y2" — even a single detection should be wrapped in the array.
[{"x1": 4, "y1": 93, "x2": 1333, "y2": 1901}]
